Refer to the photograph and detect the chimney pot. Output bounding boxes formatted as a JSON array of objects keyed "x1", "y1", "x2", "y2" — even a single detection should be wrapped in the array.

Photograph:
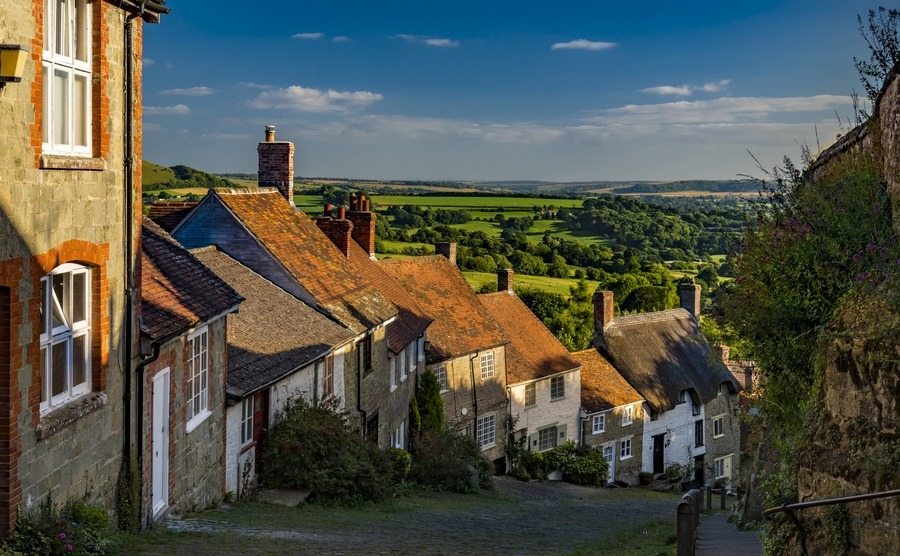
[
  {"x1": 337, "y1": 206, "x2": 346, "y2": 219},
  {"x1": 435, "y1": 242, "x2": 457, "y2": 267},
  {"x1": 592, "y1": 290, "x2": 615, "y2": 331},
  {"x1": 258, "y1": 125, "x2": 295, "y2": 205},
  {"x1": 498, "y1": 268, "x2": 514, "y2": 293},
  {"x1": 349, "y1": 193, "x2": 358, "y2": 211},
  {"x1": 324, "y1": 203, "x2": 334, "y2": 216},
  {"x1": 265, "y1": 125, "x2": 276, "y2": 142}
]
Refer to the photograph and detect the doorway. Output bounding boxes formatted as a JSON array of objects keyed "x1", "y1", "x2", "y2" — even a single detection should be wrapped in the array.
[{"x1": 151, "y1": 368, "x2": 170, "y2": 517}]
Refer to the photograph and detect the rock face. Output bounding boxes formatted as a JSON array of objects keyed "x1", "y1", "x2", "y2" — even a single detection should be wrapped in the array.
[{"x1": 797, "y1": 64, "x2": 900, "y2": 555}]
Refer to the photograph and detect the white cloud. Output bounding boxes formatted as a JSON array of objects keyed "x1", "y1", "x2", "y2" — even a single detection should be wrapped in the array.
[
  {"x1": 144, "y1": 104, "x2": 191, "y2": 115},
  {"x1": 391, "y1": 34, "x2": 460, "y2": 47},
  {"x1": 236, "y1": 82, "x2": 273, "y2": 90},
  {"x1": 551, "y1": 39, "x2": 617, "y2": 51},
  {"x1": 292, "y1": 32, "x2": 324, "y2": 40},
  {"x1": 701, "y1": 79, "x2": 731, "y2": 93},
  {"x1": 160, "y1": 86, "x2": 215, "y2": 96},
  {"x1": 333, "y1": 36, "x2": 351, "y2": 43},
  {"x1": 640, "y1": 85, "x2": 692, "y2": 96},
  {"x1": 165, "y1": 62, "x2": 174, "y2": 69},
  {"x1": 247, "y1": 85, "x2": 383, "y2": 112},
  {"x1": 143, "y1": 58, "x2": 154, "y2": 66}
]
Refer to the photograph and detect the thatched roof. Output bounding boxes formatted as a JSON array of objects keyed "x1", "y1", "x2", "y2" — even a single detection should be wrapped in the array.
[{"x1": 597, "y1": 308, "x2": 741, "y2": 411}]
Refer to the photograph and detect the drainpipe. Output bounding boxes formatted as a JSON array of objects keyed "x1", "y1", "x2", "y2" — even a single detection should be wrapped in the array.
[{"x1": 469, "y1": 353, "x2": 478, "y2": 442}]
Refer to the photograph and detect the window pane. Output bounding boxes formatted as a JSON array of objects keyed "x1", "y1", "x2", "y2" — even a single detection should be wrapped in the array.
[
  {"x1": 52, "y1": 342, "x2": 68, "y2": 397},
  {"x1": 72, "y1": 271, "x2": 86, "y2": 323},
  {"x1": 73, "y1": 333, "x2": 88, "y2": 387},
  {"x1": 74, "y1": 0, "x2": 88, "y2": 62},
  {"x1": 40, "y1": 346, "x2": 48, "y2": 403},
  {"x1": 73, "y1": 74, "x2": 88, "y2": 147},
  {"x1": 42, "y1": 66, "x2": 50, "y2": 144},
  {"x1": 53, "y1": 69, "x2": 69, "y2": 145},
  {"x1": 44, "y1": 0, "x2": 52, "y2": 52},
  {"x1": 55, "y1": 0, "x2": 70, "y2": 57},
  {"x1": 51, "y1": 272, "x2": 66, "y2": 329}
]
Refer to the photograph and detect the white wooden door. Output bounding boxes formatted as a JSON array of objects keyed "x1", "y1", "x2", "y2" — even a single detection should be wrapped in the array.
[
  {"x1": 151, "y1": 368, "x2": 170, "y2": 516},
  {"x1": 603, "y1": 444, "x2": 615, "y2": 482}
]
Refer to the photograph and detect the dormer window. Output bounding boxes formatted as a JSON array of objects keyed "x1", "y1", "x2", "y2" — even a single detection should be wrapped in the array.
[{"x1": 678, "y1": 390, "x2": 686, "y2": 404}]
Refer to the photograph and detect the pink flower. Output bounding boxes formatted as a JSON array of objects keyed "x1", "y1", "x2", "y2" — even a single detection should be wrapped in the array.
[
  {"x1": 59, "y1": 533, "x2": 66, "y2": 539},
  {"x1": 66, "y1": 545, "x2": 73, "y2": 552}
]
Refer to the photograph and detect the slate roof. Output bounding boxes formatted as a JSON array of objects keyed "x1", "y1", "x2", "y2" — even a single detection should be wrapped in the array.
[
  {"x1": 213, "y1": 189, "x2": 397, "y2": 334},
  {"x1": 571, "y1": 348, "x2": 644, "y2": 414},
  {"x1": 193, "y1": 247, "x2": 355, "y2": 398},
  {"x1": 140, "y1": 218, "x2": 242, "y2": 341},
  {"x1": 479, "y1": 291, "x2": 579, "y2": 385},
  {"x1": 597, "y1": 309, "x2": 741, "y2": 411},
  {"x1": 346, "y1": 242, "x2": 433, "y2": 354},
  {"x1": 381, "y1": 255, "x2": 507, "y2": 362},
  {"x1": 147, "y1": 201, "x2": 198, "y2": 232}
]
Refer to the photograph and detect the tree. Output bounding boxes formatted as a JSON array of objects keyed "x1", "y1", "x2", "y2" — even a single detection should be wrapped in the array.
[
  {"x1": 854, "y1": 7, "x2": 900, "y2": 101},
  {"x1": 416, "y1": 369, "x2": 444, "y2": 435}
]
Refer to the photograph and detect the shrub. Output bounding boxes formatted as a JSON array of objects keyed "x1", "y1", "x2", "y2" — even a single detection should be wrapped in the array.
[
  {"x1": 259, "y1": 399, "x2": 398, "y2": 505},
  {"x1": 388, "y1": 448, "x2": 412, "y2": 481},
  {"x1": 415, "y1": 370, "x2": 444, "y2": 435},
  {"x1": 3, "y1": 501, "x2": 115, "y2": 556},
  {"x1": 544, "y1": 442, "x2": 609, "y2": 487},
  {"x1": 409, "y1": 429, "x2": 493, "y2": 492}
]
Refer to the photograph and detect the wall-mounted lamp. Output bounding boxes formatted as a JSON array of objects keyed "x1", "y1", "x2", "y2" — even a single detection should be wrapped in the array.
[{"x1": 0, "y1": 45, "x2": 29, "y2": 84}]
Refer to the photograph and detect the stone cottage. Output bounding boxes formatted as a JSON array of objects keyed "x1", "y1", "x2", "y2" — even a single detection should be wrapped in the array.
[
  {"x1": 592, "y1": 284, "x2": 742, "y2": 487},
  {"x1": 479, "y1": 269, "x2": 581, "y2": 454},
  {"x1": 382, "y1": 246, "x2": 510, "y2": 469},
  {"x1": 0, "y1": 0, "x2": 167, "y2": 535},
  {"x1": 139, "y1": 219, "x2": 242, "y2": 521}
]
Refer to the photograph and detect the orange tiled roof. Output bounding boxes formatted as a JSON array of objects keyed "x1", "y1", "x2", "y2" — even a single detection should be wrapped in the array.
[
  {"x1": 479, "y1": 291, "x2": 580, "y2": 384},
  {"x1": 146, "y1": 201, "x2": 198, "y2": 232},
  {"x1": 381, "y1": 255, "x2": 507, "y2": 362},
  {"x1": 571, "y1": 348, "x2": 644, "y2": 414},
  {"x1": 347, "y1": 242, "x2": 433, "y2": 354},
  {"x1": 140, "y1": 218, "x2": 243, "y2": 341},
  {"x1": 214, "y1": 189, "x2": 396, "y2": 334}
]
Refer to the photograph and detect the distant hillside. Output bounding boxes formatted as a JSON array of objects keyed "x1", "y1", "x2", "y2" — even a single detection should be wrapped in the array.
[
  {"x1": 142, "y1": 160, "x2": 242, "y2": 191},
  {"x1": 611, "y1": 180, "x2": 759, "y2": 194}
]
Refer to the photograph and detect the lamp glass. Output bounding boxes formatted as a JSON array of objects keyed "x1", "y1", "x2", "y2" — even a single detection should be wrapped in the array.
[{"x1": 0, "y1": 46, "x2": 29, "y2": 82}]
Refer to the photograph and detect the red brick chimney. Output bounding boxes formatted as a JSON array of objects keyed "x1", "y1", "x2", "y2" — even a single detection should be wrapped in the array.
[
  {"x1": 713, "y1": 344, "x2": 730, "y2": 364},
  {"x1": 435, "y1": 242, "x2": 456, "y2": 267},
  {"x1": 498, "y1": 268, "x2": 514, "y2": 293},
  {"x1": 258, "y1": 125, "x2": 295, "y2": 206},
  {"x1": 592, "y1": 290, "x2": 614, "y2": 331},
  {"x1": 678, "y1": 281, "x2": 701, "y2": 318},
  {"x1": 316, "y1": 208, "x2": 354, "y2": 257},
  {"x1": 346, "y1": 192, "x2": 376, "y2": 258}
]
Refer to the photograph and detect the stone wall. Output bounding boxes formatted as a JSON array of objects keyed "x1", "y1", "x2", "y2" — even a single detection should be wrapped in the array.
[{"x1": 582, "y1": 404, "x2": 644, "y2": 484}]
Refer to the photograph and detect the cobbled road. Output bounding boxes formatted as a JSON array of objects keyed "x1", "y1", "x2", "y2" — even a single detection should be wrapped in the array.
[{"x1": 126, "y1": 478, "x2": 679, "y2": 555}]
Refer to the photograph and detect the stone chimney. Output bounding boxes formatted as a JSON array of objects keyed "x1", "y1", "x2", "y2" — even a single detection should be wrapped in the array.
[
  {"x1": 713, "y1": 344, "x2": 730, "y2": 365},
  {"x1": 498, "y1": 269, "x2": 514, "y2": 293},
  {"x1": 316, "y1": 206, "x2": 354, "y2": 257},
  {"x1": 258, "y1": 125, "x2": 295, "y2": 206},
  {"x1": 346, "y1": 192, "x2": 376, "y2": 258},
  {"x1": 435, "y1": 242, "x2": 456, "y2": 267},
  {"x1": 593, "y1": 290, "x2": 614, "y2": 331},
  {"x1": 678, "y1": 281, "x2": 701, "y2": 318}
]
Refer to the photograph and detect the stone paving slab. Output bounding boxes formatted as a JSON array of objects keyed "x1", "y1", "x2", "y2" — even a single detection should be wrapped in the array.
[{"x1": 696, "y1": 514, "x2": 762, "y2": 556}]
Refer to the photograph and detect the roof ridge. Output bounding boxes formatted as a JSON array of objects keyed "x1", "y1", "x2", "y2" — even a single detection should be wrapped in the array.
[
  {"x1": 611, "y1": 308, "x2": 691, "y2": 327},
  {"x1": 214, "y1": 187, "x2": 280, "y2": 196}
]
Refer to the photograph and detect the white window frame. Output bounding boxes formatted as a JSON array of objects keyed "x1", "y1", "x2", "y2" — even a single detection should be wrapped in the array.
[
  {"x1": 240, "y1": 398, "x2": 253, "y2": 446},
  {"x1": 550, "y1": 375, "x2": 565, "y2": 400},
  {"x1": 713, "y1": 415, "x2": 725, "y2": 438},
  {"x1": 480, "y1": 352, "x2": 495, "y2": 379},
  {"x1": 537, "y1": 425, "x2": 558, "y2": 452},
  {"x1": 40, "y1": 263, "x2": 92, "y2": 413},
  {"x1": 321, "y1": 354, "x2": 334, "y2": 399},
  {"x1": 620, "y1": 437, "x2": 632, "y2": 460},
  {"x1": 400, "y1": 346, "x2": 408, "y2": 382},
  {"x1": 390, "y1": 355, "x2": 397, "y2": 392},
  {"x1": 42, "y1": 0, "x2": 92, "y2": 156},
  {"x1": 405, "y1": 344, "x2": 415, "y2": 381},
  {"x1": 476, "y1": 414, "x2": 496, "y2": 449},
  {"x1": 186, "y1": 326, "x2": 210, "y2": 432},
  {"x1": 417, "y1": 336, "x2": 425, "y2": 361},
  {"x1": 592, "y1": 414, "x2": 605, "y2": 434},
  {"x1": 714, "y1": 454, "x2": 733, "y2": 480},
  {"x1": 524, "y1": 382, "x2": 536, "y2": 407},
  {"x1": 434, "y1": 365, "x2": 448, "y2": 392},
  {"x1": 621, "y1": 404, "x2": 633, "y2": 426}
]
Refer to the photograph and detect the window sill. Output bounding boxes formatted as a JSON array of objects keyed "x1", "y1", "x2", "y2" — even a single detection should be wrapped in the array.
[
  {"x1": 390, "y1": 385, "x2": 398, "y2": 393},
  {"x1": 36, "y1": 392, "x2": 107, "y2": 441},
  {"x1": 620, "y1": 455, "x2": 633, "y2": 461},
  {"x1": 713, "y1": 434, "x2": 725, "y2": 439},
  {"x1": 40, "y1": 154, "x2": 106, "y2": 171},
  {"x1": 186, "y1": 409, "x2": 212, "y2": 434},
  {"x1": 550, "y1": 396, "x2": 565, "y2": 402},
  {"x1": 621, "y1": 422, "x2": 633, "y2": 427},
  {"x1": 479, "y1": 442, "x2": 496, "y2": 451},
  {"x1": 592, "y1": 430, "x2": 605, "y2": 435}
]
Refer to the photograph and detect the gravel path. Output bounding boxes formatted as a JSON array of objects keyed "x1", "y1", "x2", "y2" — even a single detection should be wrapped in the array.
[{"x1": 125, "y1": 479, "x2": 679, "y2": 555}]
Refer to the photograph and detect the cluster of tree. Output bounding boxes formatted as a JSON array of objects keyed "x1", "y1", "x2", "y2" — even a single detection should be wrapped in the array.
[
  {"x1": 144, "y1": 164, "x2": 239, "y2": 192},
  {"x1": 612, "y1": 180, "x2": 758, "y2": 194},
  {"x1": 384, "y1": 205, "x2": 471, "y2": 228}
]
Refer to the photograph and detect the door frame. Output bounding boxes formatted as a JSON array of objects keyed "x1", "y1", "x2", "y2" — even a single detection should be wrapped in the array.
[
  {"x1": 151, "y1": 368, "x2": 170, "y2": 517},
  {"x1": 652, "y1": 433, "x2": 665, "y2": 474}
]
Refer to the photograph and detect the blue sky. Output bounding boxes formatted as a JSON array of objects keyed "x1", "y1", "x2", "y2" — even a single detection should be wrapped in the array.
[{"x1": 141, "y1": 1, "x2": 874, "y2": 181}]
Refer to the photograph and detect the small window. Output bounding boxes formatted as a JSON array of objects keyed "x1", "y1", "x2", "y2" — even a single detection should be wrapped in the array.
[
  {"x1": 620, "y1": 438, "x2": 632, "y2": 459},
  {"x1": 476, "y1": 414, "x2": 496, "y2": 449},
  {"x1": 433, "y1": 366, "x2": 448, "y2": 392},
  {"x1": 621, "y1": 405, "x2": 633, "y2": 426},
  {"x1": 538, "y1": 426, "x2": 558, "y2": 451},
  {"x1": 390, "y1": 355, "x2": 397, "y2": 391},
  {"x1": 550, "y1": 376, "x2": 565, "y2": 400},
  {"x1": 713, "y1": 415, "x2": 725, "y2": 438},
  {"x1": 678, "y1": 389, "x2": 686, "y2": 404},
  {"x1": 524, "y1": 383, "x2": 536, "y2": 407},
  {"x1": 417, "y1": 336, "x2": 425, "y2": 362},
  {"x1": 360, "y1": 334, "x2": 373, "y2": 374},
  {"x1": 186, "y1": 326, "x2": 210, "y2": 430},
  {"x1": 365, "y1": 413, "x2": 379, "y2": 443},
  {"x1": 692, "y1": 402, "x2": 701, "y2": 416},
  {"x1": 240, "y1": 398, "x2": 253, "y2": 446},
  {"x1": 321, "y1": 354, "x2": 335, "y2": 399},
  {"x1": 695, "y1": 420, "x2": 705, "y2": 447},
  {"x1": 405, "y1": 344, "x2": 415, "y2": 380},
  {"x1": 592, "y1": 414, "x2": 605, "y2": 434},
  {"x1": 649, "y1": 407, "x2": 659, "y2": 421},
  {"x1": 714, "y1": 455, "x2": 732, "y2": 480},
  {"x1": 479, "y1": 352, "x2": 495, "y2": 379}
]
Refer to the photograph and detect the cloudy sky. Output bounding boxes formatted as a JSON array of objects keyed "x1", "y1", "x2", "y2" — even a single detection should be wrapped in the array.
[{"x1": 141, "y1": 0, "x2": 873, "y2": 181}]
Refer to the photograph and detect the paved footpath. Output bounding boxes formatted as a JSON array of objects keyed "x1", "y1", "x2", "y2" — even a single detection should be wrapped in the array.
[{"x1": 696, "y1": 514, "x2": 762, "y2": 556}]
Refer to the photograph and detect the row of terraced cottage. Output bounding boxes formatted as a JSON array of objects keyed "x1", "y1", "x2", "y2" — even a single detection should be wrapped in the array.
[{"x1": 0, "y1": 0, "x2": 747, "y2": 535}]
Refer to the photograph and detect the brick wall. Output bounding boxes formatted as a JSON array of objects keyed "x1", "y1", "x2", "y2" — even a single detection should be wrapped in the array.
[{"x1": 257, "y1": 141, "x2": 295, "y2": 204}]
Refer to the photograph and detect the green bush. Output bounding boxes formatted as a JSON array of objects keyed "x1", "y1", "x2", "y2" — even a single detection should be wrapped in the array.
[
  {"x1": 259, "y1": 399, "x2": 398, "y2": 505},
  {"x1": 545, "y1": 442, "x2": 609, "y2": 487},
  {"x1": 3, "y1": 501, "x2": 114, "y2": 556},
  {"x1": 415, "y1": 369, "x2": 444, "y2": 435},
  {"x1": 409, "y1": 430, "x2": 493, "y2": 492},
  {"x1": 388, "y1": 448, "x2": 412, "y2": 481}
]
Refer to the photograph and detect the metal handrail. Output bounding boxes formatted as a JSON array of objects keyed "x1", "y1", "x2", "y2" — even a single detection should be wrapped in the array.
[{"x1": 764, "y1": 488, "x2": 900, "y2": 534}]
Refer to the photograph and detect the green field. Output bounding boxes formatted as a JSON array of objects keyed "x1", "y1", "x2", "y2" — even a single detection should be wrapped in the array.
[
  {"x1": 463, "y1": 271, "x2": 598, "y2": 297},
  {"x1": 142, "y1": 161, "x2": 176, "y2": 187},
  {"x1": 372, "y1": 195, "x2": 581, "y2": 209}
]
